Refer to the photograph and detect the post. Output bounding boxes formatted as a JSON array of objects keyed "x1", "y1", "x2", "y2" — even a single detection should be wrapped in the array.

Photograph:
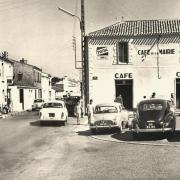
[{"x1": 81, "y1": 0, "x2": 86, "y2": 108}]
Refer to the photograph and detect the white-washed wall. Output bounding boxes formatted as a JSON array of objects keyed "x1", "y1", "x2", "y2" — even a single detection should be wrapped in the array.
[{"x1": 88, "y1": 36, "x2": 180, "y2": 108}]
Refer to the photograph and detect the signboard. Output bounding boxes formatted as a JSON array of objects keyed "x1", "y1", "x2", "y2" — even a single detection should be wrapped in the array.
[
  {"x1": 114, "y1": 73, "x2": 133, "y2": 79},
  {"x1": 96, "y1": 47, "x2": 108, "y2": 59}
]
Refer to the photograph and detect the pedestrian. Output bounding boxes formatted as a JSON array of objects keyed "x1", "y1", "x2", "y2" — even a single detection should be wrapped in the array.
[
  {"x1": 87, "y1": 99, "x2": 94, "y2": 124},
  {"x1": 80, "y1": 100, "x2": 84, "y2": 118},
  {"x1": 151, "y1": 92, "x2": 156, "y2": 99},
  {"x1": 171, "y1": 93, "x2": 175, "y2": 106},
  {"x1": 114, "y1": 94, "x2": 124, "y2": 108},
  {"x1": 143, "y1": 96, "x2": 146, "y2": 99},
  {"x1": 74, "y1": 101, "x2": 81, "y2": 125}
]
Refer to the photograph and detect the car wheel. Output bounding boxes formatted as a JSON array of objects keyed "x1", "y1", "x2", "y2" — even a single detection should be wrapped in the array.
[
  {"x1": 132, "y1": 132, "x2": 139, "y2": 140},
  {"x1": 166, "y1": 123, "x2": 176, "y2": 139},
  {"x1": 91, "y1": 129, "x2": 96, "y2": 135}
]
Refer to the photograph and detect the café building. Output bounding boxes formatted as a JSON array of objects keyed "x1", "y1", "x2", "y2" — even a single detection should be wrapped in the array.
[{"x1": 86, "y1": 19, "x2": 180, "y2": 109}]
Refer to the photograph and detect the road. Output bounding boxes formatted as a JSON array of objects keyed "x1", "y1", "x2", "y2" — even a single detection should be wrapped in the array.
[{"x1": 1, "y1": 112, "x2": 180, "y2": 180}]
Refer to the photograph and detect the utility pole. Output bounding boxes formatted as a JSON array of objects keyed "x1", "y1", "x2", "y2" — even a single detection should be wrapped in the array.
[
  {"x1": 80, "y1": 0, "x2": 86, "y2": 107},
  {"x1": 57, "y1": 0, "x2": 87, "y2": 107}
]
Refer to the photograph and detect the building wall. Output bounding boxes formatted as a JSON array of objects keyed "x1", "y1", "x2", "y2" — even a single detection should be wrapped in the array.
[
  {"x1": 88, "y1": 35, "x2": 180, "y2": 108},
  {"x1": 41, "y1": 72, "x2": 54, "y2": 102},
  {"x1": 0, "y1": 59, "x2": 13, "y2": 109}
]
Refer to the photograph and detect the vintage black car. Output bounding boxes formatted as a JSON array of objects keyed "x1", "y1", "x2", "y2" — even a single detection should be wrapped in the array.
[{"x1": 131, "y1": 99, "x2": 176, "y2": 139}]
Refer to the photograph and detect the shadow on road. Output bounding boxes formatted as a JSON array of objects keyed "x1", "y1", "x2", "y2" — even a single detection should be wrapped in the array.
[
  {"x1": 30, "y1": 120, "x2": 65, "y2": 127},
  {"x1": 111, "y1": 131, "x2": 167, "y2": 141},
  {"x1": 111, "y1": 130, "x2": 180, "y2": 142},
  {"x1": 167, "y1": 130, "x2": 180, "y2": 142},
  {"x1": 77, "y1": 129, "x2": 119, "y2": 136}
]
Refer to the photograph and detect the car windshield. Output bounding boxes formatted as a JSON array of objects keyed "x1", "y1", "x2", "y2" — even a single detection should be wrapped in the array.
[
  {"x1": 139, "y1": 103, "x2": 163, "y2": 111},
  {"x1": 95, "y1": 106, "x2": 118, "y2": 113},
  {"x1": 34, "y1": 99, "x2": 43, "y2": 103},
  {"x1": 43, "y1": 102, "x2": 63, "y2": 108}
]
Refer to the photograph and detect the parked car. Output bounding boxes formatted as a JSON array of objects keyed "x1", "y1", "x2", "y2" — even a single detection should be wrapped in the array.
[
  {"x1": 89, "y1": 103, "x2": 129, "y2": 134},
  {"x1": 39, "y1": 100, "x2": 68, "y2": 125},
  {"x1": 131, "y1": 99, "x2": 176, "y2": 139},
  {"x1": 32, "y1": 99, "x2": 44, "y2": 111}
]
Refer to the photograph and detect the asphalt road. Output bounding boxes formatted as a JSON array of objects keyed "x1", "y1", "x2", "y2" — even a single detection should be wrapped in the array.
[{"x1": 1, "y1": 112, "x2": 180, "y2": 180}]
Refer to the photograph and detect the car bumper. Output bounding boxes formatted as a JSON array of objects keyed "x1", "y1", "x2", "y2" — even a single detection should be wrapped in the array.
[
  {"x1": 90, "y1": 125, "x2": 119, "y2": 130},
  {"x1": 132, "y1": 127, "x2": 173, "y2": 133},
  {"x1": 40, "y1": 118, "x2": 66, "y2": 122}
]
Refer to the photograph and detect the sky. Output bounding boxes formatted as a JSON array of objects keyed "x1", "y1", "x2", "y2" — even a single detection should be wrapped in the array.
[{"x1": 0, "y1": 0, "x2": 180, "y2": 79}]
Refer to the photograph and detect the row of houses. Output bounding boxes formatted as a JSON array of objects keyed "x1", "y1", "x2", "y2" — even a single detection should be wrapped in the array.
[{"x1": 0, "y1": 51, "x2": 81, "y2": 112}]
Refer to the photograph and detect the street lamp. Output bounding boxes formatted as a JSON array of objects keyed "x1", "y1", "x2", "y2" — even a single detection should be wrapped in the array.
[{"x1": 57, "y1": 2, "x2": 86, "y2": 107}]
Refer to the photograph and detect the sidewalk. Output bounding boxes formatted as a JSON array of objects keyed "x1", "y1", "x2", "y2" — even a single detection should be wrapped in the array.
[{"x1": 0, "y1": 111, "x2": 28, "y2": 119}]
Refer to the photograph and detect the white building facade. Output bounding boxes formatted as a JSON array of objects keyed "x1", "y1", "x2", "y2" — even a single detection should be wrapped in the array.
[
  {"x1": 87, "y1": 19, "x2": 180, "y2": 109},
  {"x1": 41, "y1": 72, "x2": 55, "y2": 102},
  {"x1": 0, "y1": 58, "x2": 13, "y2": 110}
]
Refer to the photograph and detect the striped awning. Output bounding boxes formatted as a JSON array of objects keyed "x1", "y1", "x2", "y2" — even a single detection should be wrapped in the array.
[{"x1": 88, "y1": 19, "x2": 180, "y2": 37}]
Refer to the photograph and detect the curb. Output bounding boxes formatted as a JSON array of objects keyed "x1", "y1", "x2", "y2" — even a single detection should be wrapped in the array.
[{"x1": 0, "y1": 111, "x2": 27, "y2": 119}]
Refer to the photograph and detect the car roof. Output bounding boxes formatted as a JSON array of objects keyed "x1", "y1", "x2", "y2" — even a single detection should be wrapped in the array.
[
  {"x1": 44, "y1": 100, "x2": 64, "y2": 104},
  {"x1": 95, "y1": 102, "x2": 121, "y2": 107}
]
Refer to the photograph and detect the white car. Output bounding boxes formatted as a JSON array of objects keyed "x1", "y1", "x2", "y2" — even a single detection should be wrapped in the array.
[
  {"x1": 39, "y1": 100, "x2": 68, "y2": 125},
  {"x1": 32, "y1": 99, "x2": 44, "y2": 111},
  {"x1": 90, "y1": 103, "x2": 129, "y2": 134}
]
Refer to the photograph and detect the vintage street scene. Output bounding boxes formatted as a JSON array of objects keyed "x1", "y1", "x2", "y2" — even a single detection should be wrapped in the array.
[{"x1": 1, "y1": 0, "x2": 180, "y2": 179}]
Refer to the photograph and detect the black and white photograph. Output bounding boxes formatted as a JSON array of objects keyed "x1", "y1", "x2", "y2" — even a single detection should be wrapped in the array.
[{"x1": 1, "y1": 0, "x2": 180, "y2": 179}]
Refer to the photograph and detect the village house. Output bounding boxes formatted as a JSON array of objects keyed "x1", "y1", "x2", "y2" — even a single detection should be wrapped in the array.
[
  {"x1": 8, "y1": 58, "x2": 42, "y2": 111},
  {"x1": 86, "y1": 19, "x2": 180, "y2": 109},
  {"x1": 54, "y1": 76, "x2": 81, "y2": 98},
  {"x1": 41, "y1": 72, "x2": 55, "y2": 102},
  {"x1": 0, "y1": 52, "x2": 13, "y2": 112}
]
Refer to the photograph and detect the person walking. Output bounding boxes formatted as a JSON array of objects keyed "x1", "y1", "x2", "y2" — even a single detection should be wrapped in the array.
[
  {"x1": 74, "y1": 101, "x2": 81, "y2": 125},
  {"x1": 87, "y1": 99, "x2": 94, "y2": 124},
  {"x1": 151, "y1": 92, "x2": 156, "y2": 99}
]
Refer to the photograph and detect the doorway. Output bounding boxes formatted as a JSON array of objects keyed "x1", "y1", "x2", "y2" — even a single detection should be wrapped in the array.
[
  {"x1": 19, "y1": 89, "x2": 24, "y2": 110},
  {"x1": 176, "y1": 79, "x2": 180, "y2": 108},
  {"x1": 115, "y1": 80, "x2": 133, "y2": 109}
]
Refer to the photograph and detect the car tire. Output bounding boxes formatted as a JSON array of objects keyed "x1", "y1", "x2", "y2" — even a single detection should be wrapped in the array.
[
  {"x1": 132, "y1": 132, "x2": 139, "y2": 140},
  {"x1": 166, "y1": 123, "x2": 176, "y2": 139},
  {"x1": 91, "y1": 129, "x2": 96, "y2": 135}
]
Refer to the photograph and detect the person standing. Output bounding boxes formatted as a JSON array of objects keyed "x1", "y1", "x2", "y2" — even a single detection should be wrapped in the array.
[
  {"x1": 114, "y1": 94, "x2": 124, "y2": 108},
  {"x1": 151, "y1": 92, "x2": 156, "y2": 99},
  {"x1": 87, "y1": 99, "x2": 94, "y2": 124},
  {"x1": 74, "y1": 101, "x2": 81, "y2": 125}
]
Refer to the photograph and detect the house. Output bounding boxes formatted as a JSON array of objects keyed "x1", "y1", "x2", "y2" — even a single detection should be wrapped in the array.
[
  {"x1": 9, "y1": 58, "x2": 42, "y2": 111},
  {"x1": 54, "y1": 76, "x2": 81, "y2": 98},
  {"x1": 41, "y1": 72, "x2": 55, "y2": 102},
  {"x1": 0, "y1": 53, "x2": 13, "y2": 111},
  {"x1": 86, "y1": 19, "x2": 180, "y2": 109}
]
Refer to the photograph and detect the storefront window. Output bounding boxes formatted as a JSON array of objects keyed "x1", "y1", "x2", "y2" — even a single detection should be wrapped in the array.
[{"x1": 117, "y1": 42, "x2": 129, "y2": 63}]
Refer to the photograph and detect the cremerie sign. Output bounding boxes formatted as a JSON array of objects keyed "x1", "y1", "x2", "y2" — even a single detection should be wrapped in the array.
[
  {"x1": 138, "y1": 48, "x2": 175, "y2": 56},
  {"x1": 96, "y1": 47, "x2": 108, "y2": 59},
  {"x1": 115, "y1": 73, "x2": 132, "y2": 79}
]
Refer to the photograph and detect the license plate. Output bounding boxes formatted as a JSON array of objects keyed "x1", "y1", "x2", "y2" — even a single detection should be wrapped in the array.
[
  {"x1": 147, "y1": 123, "x2": 155, "y2": 129},
  {"x1": 49, "y1": 113, "x2": 55, "y2": 117}
]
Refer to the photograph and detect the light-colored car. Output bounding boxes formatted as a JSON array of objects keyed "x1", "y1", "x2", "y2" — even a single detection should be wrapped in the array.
[
  {"x1": 39, "y1": 100, "x2": 68, "y2": 125},
  {"x1": 89, "y1": 103, "x2": 129, "y2": 134},
  {"x1": 32, "y1": 99, "x2": 44, "y2": 111}
]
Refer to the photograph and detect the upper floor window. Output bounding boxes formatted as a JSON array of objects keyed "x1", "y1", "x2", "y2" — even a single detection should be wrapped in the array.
[
  {"x1": 117, "y1": 42, "x2": 129, "y2": 63},
  {"x1": 17, "y1": 73, "x2": 23, "y2": 81}
]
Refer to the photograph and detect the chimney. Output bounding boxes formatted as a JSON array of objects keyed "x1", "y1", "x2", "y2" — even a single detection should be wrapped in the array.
[
  {"x1": 20, "y1": 58, "x2": 28, "y2": 64},
  {"x1": 2, "y1": 51, "x2": 8, "y2": 59}
]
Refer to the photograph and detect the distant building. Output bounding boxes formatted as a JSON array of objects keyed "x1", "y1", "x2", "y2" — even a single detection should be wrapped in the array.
[
  {"x1": 41, "y1": 72, "x2": 55, "y2": 102},
  {"x1": 0, "y1": 54, "x2": 13, "y2": 111},
  {"x1": 54, "y1": 76, "x2": 81, "y2": 98},
  {"x1": 86, "y1": 19, "x2": 180, "y2": 109}
]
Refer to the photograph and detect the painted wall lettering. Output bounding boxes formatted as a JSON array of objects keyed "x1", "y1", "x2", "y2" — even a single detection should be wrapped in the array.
[{"x1": 115, "y1": 73, "x2": 132, "y2": 79}]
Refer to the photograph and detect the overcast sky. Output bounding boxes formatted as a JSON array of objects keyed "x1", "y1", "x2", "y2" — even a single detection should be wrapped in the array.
[{"x1": 1, "y1": 0, "x2": 180, "y2": 78}]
